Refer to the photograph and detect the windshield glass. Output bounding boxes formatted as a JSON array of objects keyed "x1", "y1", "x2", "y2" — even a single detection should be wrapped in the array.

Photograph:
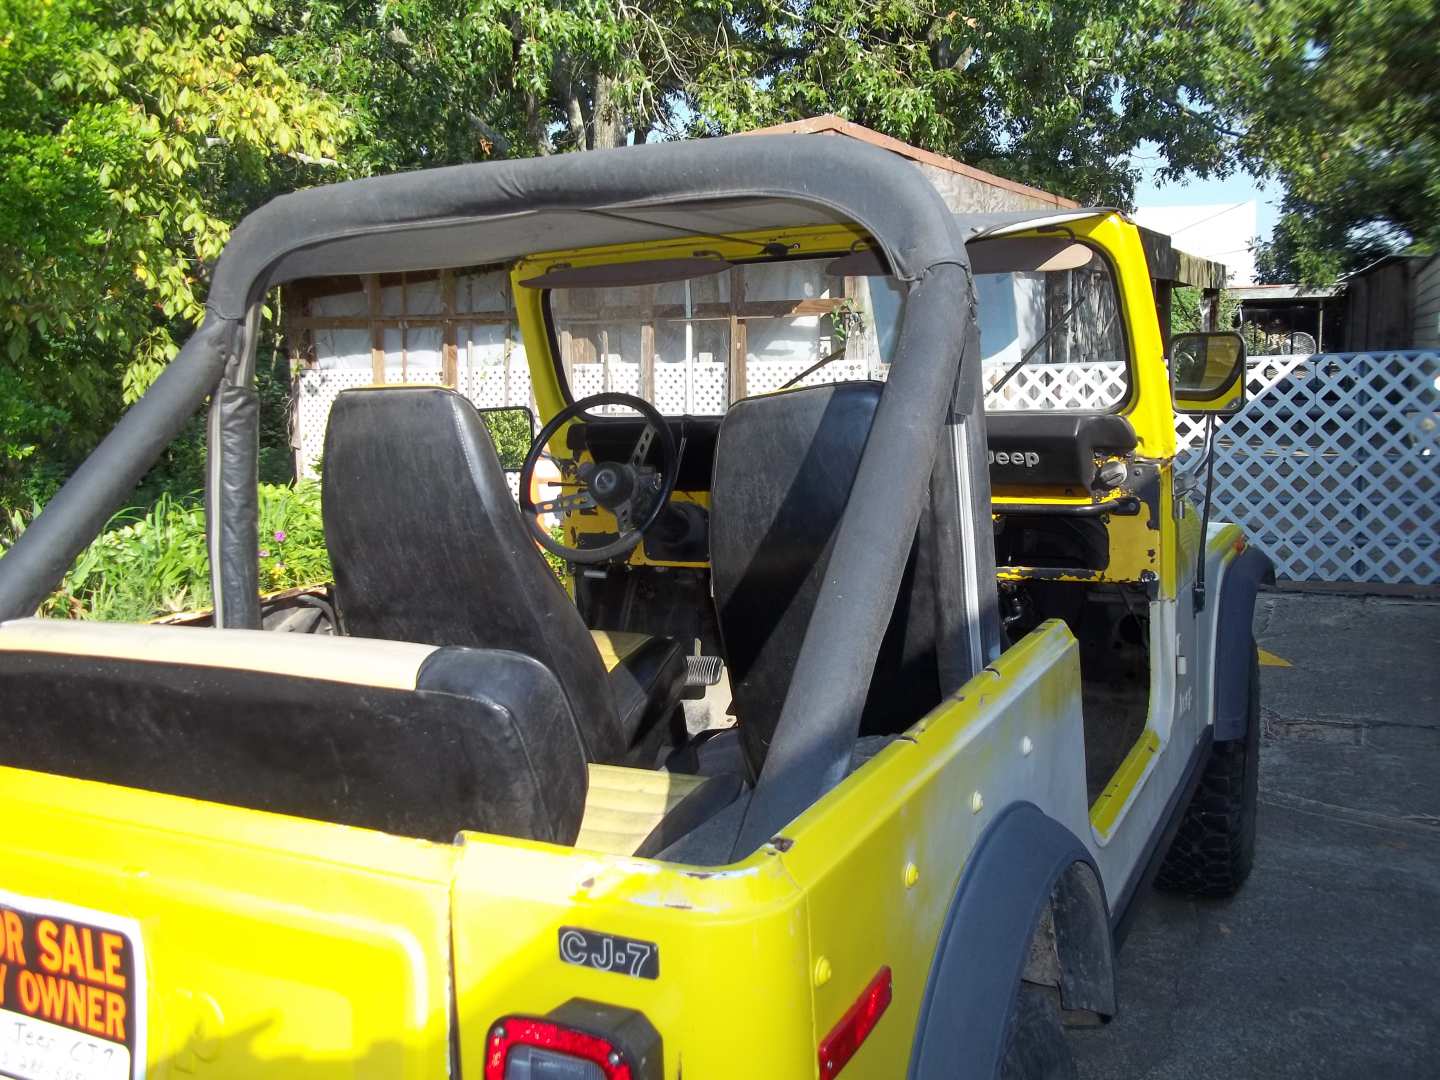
[
  {"x1": 976, "y1": 246, "x2": 1128, "y2": 411},
  {"x1": 546, "y1": 243, "x2": 1127, "y2": 416},
  {"x1": 546, "y1": 256, "x2": 905, "y2": 415}
]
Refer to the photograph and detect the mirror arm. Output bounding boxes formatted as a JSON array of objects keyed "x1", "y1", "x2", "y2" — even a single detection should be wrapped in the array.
[{"x1": 1192, "y1": 414, "x2": 1217, "y2": 614}]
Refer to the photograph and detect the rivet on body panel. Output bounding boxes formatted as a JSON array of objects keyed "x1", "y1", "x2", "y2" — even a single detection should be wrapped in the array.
[
  {"x1": 814, "y1": 956, "x2": 833, "y2": 986},
  {"x1": 904, "y1": 862, "x2": 920, "y2": 889}
]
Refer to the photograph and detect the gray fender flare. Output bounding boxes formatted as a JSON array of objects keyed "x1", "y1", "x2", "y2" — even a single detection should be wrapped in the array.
[
  {"x1": 1212, "y1": 545, "x2": 1274, "y2": 742},
  {"x1": 907, "y1": 802, "x2": 1116, "y2": 1080}
]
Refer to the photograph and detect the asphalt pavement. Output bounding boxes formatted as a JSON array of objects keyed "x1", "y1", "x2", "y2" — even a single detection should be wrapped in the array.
[{"x1": 1071, "y1": 591, "x2": 1440, "y2": 1080}]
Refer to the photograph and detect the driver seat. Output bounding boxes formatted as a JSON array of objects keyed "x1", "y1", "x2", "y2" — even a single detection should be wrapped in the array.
[{"x1": 321, "y1": 385, "x2": 686, "y2": 766}]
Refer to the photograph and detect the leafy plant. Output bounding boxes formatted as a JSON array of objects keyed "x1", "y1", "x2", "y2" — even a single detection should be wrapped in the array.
[
  {"x1": 256, "y1": 481, "x2": 330, "y2": 593},
  {"x1": 2, "y1": 483, "x2": 332, "y2": 622}
]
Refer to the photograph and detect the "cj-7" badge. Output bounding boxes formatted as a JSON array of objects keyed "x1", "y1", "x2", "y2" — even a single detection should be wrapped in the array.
[{"x1": 558, "y1": 926, "x2": 660, "y2": 980}]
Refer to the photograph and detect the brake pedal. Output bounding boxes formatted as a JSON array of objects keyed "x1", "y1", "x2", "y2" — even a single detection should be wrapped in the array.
[{"x1": 683, "y1": 654, "x2": 724, "y2": 693}]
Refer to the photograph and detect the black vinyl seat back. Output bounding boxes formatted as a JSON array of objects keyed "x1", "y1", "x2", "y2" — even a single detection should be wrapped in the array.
[
  {"x1": 322, "y1": 386, "x2": 629, "y2": 763},
  {"x1": 0, "y1": 639, "x2": 588, "y2": 844},
  {"x1": 710, "y1": 382, "x2": 954, "y2": 776}
]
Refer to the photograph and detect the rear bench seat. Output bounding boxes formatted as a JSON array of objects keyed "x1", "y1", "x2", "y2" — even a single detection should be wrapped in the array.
[{"x1": 0, "y1": 619, "x2": 590, "y2": 845}]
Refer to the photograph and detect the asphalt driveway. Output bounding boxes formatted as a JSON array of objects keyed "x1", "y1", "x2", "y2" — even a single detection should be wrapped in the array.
[{"x1": 1072, "y1": 591, "x2": 1440, "y2": 1080}]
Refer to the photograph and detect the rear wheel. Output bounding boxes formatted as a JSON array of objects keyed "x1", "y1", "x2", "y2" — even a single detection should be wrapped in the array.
[
  {"x1": 999, "y1": 984, "x2": 1076, "y2": 1080},
  {"x1": 1155, "y1": 642, "x2": 1260, "y2": 897}
]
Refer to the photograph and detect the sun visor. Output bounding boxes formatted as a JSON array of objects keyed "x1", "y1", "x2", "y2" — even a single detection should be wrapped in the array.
[
  {"x1": 825, "y1": 248, "x2": 892, "y2": 277},
  {"x1": 967, "y1": 237, "x2": 1094, "y2": 274}
]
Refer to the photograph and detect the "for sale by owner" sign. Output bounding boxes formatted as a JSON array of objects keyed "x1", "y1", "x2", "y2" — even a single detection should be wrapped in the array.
[{"x1": 0, "y1": 890, "x2": 146, "y2": 1080}]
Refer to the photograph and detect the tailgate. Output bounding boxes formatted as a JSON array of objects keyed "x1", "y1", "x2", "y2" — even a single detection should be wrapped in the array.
[{"x1": 0, "y1": 767, "x2": 457, "y2": 1080}]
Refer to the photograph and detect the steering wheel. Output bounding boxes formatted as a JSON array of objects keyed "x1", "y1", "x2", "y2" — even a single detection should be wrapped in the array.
[{"x1": 519, "y1": 392, "x2": 679, "y2": 564}]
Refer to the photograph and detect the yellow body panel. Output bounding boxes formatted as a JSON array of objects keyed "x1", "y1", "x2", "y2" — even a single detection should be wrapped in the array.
[
  {"x1": 1089, "y1": 729, "x2": 1162, "y2": 834},
  {"x1": 0, "y1": 767, "x2": 457, "y2": 1077}
]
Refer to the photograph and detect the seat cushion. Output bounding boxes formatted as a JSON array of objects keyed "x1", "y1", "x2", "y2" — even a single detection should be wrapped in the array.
[
  {"x1": 590, "y1": 630, "x2": 687, "y2": 764},
  {"x1": 576, "y1": 763, "x2": 742, "y2": 856}
]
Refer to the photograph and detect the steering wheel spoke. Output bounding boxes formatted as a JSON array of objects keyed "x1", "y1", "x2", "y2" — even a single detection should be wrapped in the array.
[
  {"x1": 629, "y1": 423, "x2": 656, "y2": 467},
  {"x1": 534, "y1": 490, "x2": 596, "y2": 516}
]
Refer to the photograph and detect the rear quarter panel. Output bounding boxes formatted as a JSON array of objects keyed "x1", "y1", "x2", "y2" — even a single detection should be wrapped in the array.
[
  {"x1": 0, "y1": 767, "x2": 456, "y2": 1079},
  {"x1": 785, "y1": 621, "x2": 1089, "y2": 1078},
  {"x1": 450, "y1": 621, "x2": 1087, "y2": 1079}
]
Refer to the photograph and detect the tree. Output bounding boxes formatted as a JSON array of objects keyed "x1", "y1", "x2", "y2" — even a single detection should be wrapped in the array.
[
  {"x1": 687, "y1": 1, "x2": 1285, "y2": 205},
  {"x1": 1245, "y1": 1, "x2": 1439, "y2": 283},
  {"x1": 261, "y1": 0, "x2": 1288, "y2": 206},
  {"x1": 262, "y1": 0, "x2": 710, "y2": 167},
  {"x1": 0, "y1": 0, "x2": 345, "y2": 503}
]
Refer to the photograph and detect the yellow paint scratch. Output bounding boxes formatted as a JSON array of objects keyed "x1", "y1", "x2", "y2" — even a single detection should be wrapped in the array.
[{"x1": 1258, "y1": 648, "x2": 1291, "y2": 668}]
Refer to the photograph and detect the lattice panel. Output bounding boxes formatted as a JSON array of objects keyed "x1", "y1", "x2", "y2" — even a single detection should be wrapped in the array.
[
  {"x1": 294, "y1": 368, "x2": 374, "y2": 477},
  {"x1": 983, "y1": 360, "x2": 1128, "y2": 411},
  {"x1": 745, "y1": 355, "x2": 868, "y2": 397},
  {"x1": 1177, "y1": 352, "x2": 1439, "y2": 585},
  {"x1": 297, "y1": 361, "x2": 536, "y2": 476},
  {"x1": 653, "y1": 362, "x2": 729, "y2": 415}
]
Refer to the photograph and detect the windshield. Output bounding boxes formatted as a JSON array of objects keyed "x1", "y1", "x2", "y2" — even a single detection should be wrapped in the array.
[
  {"x1": 545, "y1": 243, "x2": 1127, "y2": 416},
  {"x1": 546, "y1": 257, "x2": 905, "y2": 415},
  {"x1": 976, "y1": 246, "x2": 1128, "y2": 411}
]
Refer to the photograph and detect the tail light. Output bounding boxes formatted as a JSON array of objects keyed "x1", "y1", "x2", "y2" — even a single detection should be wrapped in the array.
[
  {"x1": 818, "y1": 966, "x2": 893, "y2": 1078},
  {"x1": 484, "y1": 999, "x2": 661, "y2": 1080}
]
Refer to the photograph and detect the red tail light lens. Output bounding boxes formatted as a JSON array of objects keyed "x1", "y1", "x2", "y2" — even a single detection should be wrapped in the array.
[
  {"x1": 485, "y1": 1017, "x2": 628, "y2": 1079},
  {"x1": 818, "y1": 966, "x2": 893, "y2": 1078},
  {"x1": 483, "y1": 1000, "x2": 661, "y2": 1080}
]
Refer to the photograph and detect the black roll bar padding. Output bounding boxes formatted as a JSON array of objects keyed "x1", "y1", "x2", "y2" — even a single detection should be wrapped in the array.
[
  {"x1": 730, "y1": 263, "x2": 976, "y2": 859},
  {"x1": 0, "y1": 316, "x2": 237, "y2": 621},
  {"x1": 209, "y1": 382, "x2": 261, "y2": 629}
]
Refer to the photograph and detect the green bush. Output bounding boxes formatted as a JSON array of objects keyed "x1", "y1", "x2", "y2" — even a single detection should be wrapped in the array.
[{"x1": 2, "y1": 483, "x2": 332, "y2": 622}]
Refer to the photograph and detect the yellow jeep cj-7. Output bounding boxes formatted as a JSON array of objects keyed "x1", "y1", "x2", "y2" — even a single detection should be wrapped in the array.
[{"x1": 0, "y1": 136, "x2": 1271, "y2": 1079}]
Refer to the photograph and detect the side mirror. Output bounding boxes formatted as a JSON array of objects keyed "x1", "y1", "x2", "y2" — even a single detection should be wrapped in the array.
[
  {"x1": 1170, "y1": 332, "x2": 1247, "y2": 416},
  {"x1": 477, "y1": 405, "x2": 537, "y2": 471}
]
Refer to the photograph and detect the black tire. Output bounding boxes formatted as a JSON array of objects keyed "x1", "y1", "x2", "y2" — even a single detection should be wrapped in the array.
[
  {"x1": 1155, "y1": 642, "x2": 1260, "y2": 897},
  {"x1": 999, "y1": 984, "x2": 1077, "y2": 1080}
]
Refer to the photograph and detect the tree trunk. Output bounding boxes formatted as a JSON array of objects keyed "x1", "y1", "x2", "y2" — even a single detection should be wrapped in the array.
[
  {"x1": 566, "y1": 85, "x2": 587, "y2": 149},
  {"x1": 592, "y1": 73, "x2": 627, "y2": 149},
  {"x1": 524, "y1": 89, "x2": 550, "y2": 155}
]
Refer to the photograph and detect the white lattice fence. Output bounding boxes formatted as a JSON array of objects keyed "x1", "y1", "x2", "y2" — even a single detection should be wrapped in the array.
[
  {"x1": 294, "y1": 368, "x2": 375, "y2": 475},
  {"x1": 295, "y1": 362, "x2": 536, "y2": 476},
  {"x1": 983, "y1": 360, "x2": 1128, "y2": 411},
  {"x1": 1177, "y1": 352, "x2": 1439, "y2": 585}
]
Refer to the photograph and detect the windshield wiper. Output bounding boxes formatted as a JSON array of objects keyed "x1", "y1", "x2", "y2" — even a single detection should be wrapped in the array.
[{"x1": 776, "y1": 345, "x2": 848, "y2": 392}]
